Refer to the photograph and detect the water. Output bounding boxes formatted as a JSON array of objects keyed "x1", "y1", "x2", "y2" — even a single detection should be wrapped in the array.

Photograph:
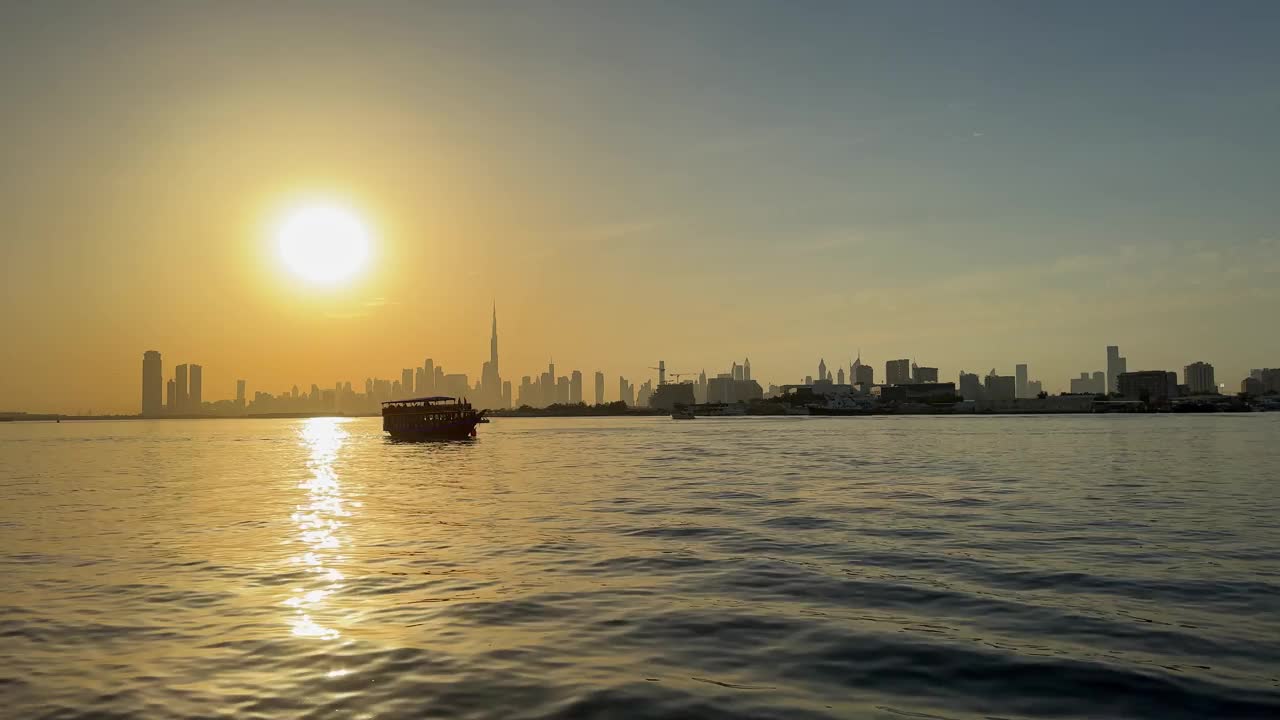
[{"x1": 1, "y1": 415, "x2": 1278, "y2": 719}]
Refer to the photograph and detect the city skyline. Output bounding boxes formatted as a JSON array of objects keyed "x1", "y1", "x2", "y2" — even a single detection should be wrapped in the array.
[{"x1": 123, "y1": 325, "x2": 1262, "y2": 417}]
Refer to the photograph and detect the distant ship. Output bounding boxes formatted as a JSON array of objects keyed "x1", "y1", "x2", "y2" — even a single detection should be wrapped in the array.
[
  {"x1": 382, "y1": 396, "x2": 484, "y2": 440},
  {"x1": 671, "y1": 408, "x2": 696, "y2": 420}
]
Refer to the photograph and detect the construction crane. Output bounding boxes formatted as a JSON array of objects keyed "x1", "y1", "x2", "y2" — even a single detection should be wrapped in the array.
[{"x1": 647, "y1": 361, "x2": 695, "y2": 385}]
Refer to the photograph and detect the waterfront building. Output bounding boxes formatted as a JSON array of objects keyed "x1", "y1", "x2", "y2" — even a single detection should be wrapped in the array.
[
  {"x1": 166, "y1": 379, "x2": 176, "y2": 412},
  {"x1": 706, "y1": 373, "x2": 763, "y2": 404},
  {"x1": 189, "y1": 365, "x2": 202, "y2": 410},
  {"x1": 743, "y1": 358, "x2": 752, "y2": 381},
  {"x1": 696, "y1": 369, "x2": 708, "y2": 404},
  {"x1": 958, "y1": 372, "x2": 983, "y2": 402},
  {"x1": 1015, "y1": 364, "x2": 1028, "y2": 398},
  {"x1": 236, "y1": 380, "x2": 246, "y2": 408},
  {"x1": 837, "y1": 367, "x2": 845, "y2": 385},
  {"x1": 817, "y1": 359, "x2": 827, "y2": 386},
  {"x1": 886, "y1": 359, "x2": 911, "y2": 386},
  {"x1": 422, "y1": 359, "x2": 436, "y2": 396},
  {"x1": 401, "y1": 368, "x2": 414, "y2": 397},
  {"x1": 650, "y1": 382, "x2": 696, "y2": 411},
  {"x1": 1106, "y1": 345, "x2": 1128, "y2": 394},
  {"x1": 853, "y1": 356, "x2": 873, "y2": 388},
  {"x1": 519, "y1": 376, "x2": 537, "y2": 407},
  {"x1": 636, "y1": 380, "x2": 654, "y2": 408},
  {"x1": 174, "y1": 364, "x2": 188, "y2": 413},
  {"x1": 732, "y1": 362, "x2": 744, "y2": 382},
  {"x1": 1027, "y1": 380, "x2": 1043, "y2": 397},
  {"x1": 984, "y1": 372, "x2": 1016, "y2": 405},
  {"x1": 913, "y1": 365, "x2": 939, "y2": 383},
  {"x1": 1118, "y1": 370, "x2": 1178, "y2": 405},
  {"x1": 619, "y1": 377, "x2": 634, "y2": 406},
  {"x1": 1242, "y1": 377, "x2": 1265, "y2": 395},
  {"x1": 142, "y1": 350, "x2": 163, "y2": 417},
  {"x1": 881, "y1": 382, "x2": 957, "y2": 404},
  {"x1": 1183, "y1": 361, "x2": 1216, "y2": 394},
  {"x1": 594, "y1": 371, "x2": 605, "y2": 405},
  {"x1": 570, "y1": 370, "x2": 583, "y2": 404}
]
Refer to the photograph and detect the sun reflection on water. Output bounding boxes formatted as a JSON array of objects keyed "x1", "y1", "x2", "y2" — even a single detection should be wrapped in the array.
[{"x1": 285, "y1": 418, "x2": 354, "y2": 640}]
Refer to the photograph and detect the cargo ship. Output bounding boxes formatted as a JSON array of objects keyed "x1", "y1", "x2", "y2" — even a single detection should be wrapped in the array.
[{"x1": 382, "y1": 396, "x2": 485, "y2": 440}]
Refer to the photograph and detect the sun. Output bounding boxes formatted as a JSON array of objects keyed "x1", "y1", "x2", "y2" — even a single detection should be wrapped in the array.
[{"x1": 275, "y1": 203, "x2": 371, "y2": 285}]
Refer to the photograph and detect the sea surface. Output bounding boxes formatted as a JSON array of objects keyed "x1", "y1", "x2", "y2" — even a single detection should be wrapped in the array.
[{"x1": 1, "y1": 415, "x2": 1278, "y2": 719}]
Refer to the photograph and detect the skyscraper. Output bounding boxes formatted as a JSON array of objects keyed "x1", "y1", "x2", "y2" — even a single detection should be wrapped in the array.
[
  {"x1": 743, "y1": 358, "x2": 751, "y2": 381},
  {"x1": 236, "y1": 380, "x2": 246, "y2": 408},
  {"x1": 188, "y1": 364, "x2": 202, "y2": 411},
  {"x1": 619, "y1": 376, "x2": 634, "y2": 406},
  {"x1": 401, "y1": 368, "x2": 414, "y2": 397},
  {"x1": 1015, "y1": 363, "x2": 1028, "y2": 398},
  {"x1": 817, "y1": 358, "x2": 827, "y2": 384},
  {"x1": 542, "y1": 361, "x2": 555, "y2": 407},
  {"x1": 174, "y1": 364, "x2": 188, "y2": 413},
  {"x1": 1184, "y1": 361, "x2": 1216, "y2": 394},
  {"x1": 166, "y1": 379, "x2": 176, "y2": 411},
  {"x1": 594, "y1": 371, "x2": 605, "y2": 405},
  {"x1": 480, "y1": 304, "x2": 502, "y2": 408},
  {"x1": 141, "y1": 350, "x2": 163, "y2": 417},
  {"x1": 732, "y1": 362, "x2": 744, "y2": 382},
  {"x1": 1106, "y1": 346, "x2": 1127, "y2": 394},
  {"x1": 886, "y1": 359, "x2": 911, "y2": 386},
  {"x1": 556, "y1": 376, "x2": 570, "y2": 404},
  {"x1": 836, "y1": 367, "x2": 845, "y2": 385},
  {"x1": 423, "y1": 359, "x2": 436, "y2": 396},
  {"x1": 570, "y1": 370, "x2": 583, "y2": 404}
]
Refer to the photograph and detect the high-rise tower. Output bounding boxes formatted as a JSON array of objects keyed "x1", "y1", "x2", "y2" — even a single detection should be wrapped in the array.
[
  {"x1": 189, "y1": 364, "x2": 202, "y2": 410},
  {"x1": 142, "y1": 351, "x2": 163, "y2": 417},
  {"x1": 174, "y1": 364, "x2": 188, "y2": 413},
  {"x1": 1106, "y1": 346, "x2": 1127, "y2": 394}
]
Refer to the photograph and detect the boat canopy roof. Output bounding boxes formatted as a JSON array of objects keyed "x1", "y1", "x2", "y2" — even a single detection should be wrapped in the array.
[{"x1": 381, "y1": 396, "x2": 460, "y2": 406}]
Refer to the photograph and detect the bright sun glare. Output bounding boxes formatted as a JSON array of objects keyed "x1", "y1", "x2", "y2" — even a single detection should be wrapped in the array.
[{"x1": 276, "y1": 204, "x2": 371, "y2": 285}]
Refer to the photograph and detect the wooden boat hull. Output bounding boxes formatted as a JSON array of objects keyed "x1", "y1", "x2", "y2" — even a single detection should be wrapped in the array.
[{"x1": 386, "y1": 415, "x2": 482, "y2": 440}]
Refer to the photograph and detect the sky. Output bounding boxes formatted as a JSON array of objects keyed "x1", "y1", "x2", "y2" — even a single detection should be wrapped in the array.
[{"x1": 2, "y1": 1, "x2": 1278, "y2": 413}]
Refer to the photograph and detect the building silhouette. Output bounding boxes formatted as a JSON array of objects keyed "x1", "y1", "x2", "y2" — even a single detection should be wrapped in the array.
[
  {"x1": 236, "y1": 380, "x2": 246, "y2": 408},
  {"x1": 1183, "y1": 361, "x2": 1216, "y2": 394},
  {"x1": 174, "y1": 364, "x2": 188, "y2": 413},
  {"x1": 886, "y1": 359, "x2": 911, "y2": 386},
  {"x1": 189, "y1": 364, "x2": 202, "y2": 410},
  {"x1": 570, "y1": 370, "x2": 583, "y2": 404},
  {"x1": 619, "y1": 376, "x2": 635, "y2": 406},
  {"x1": 1071, "y1": 372, "x2": 1106, "y2": 394},
  {"x1": 743, "y1": 358, "x2": 752, "y2": 381},
  {"x1": 401, "y1": 368, "x2": 414, "y2": 397},
  {"x1": 852, "y1": 353, "x2": 873, "y2": 387},
  {"x1": 817, "y1": 358, "x2": 827, "y2": 384},
  {"x1": 594, "y1": 371, "x2": 605, "y2": 405},
  {"x1": 1015, "y1": 363, "x2": 1028, "y2": 398},
  {"x1": 141, "y1": 350, "x2": 163, "y2": 417},
  {"x1": 166, "y1": 378, "x2": 176, "y2": 410},
  {"x1": 650, "y1": 382, "x2": 695, "y2": 410},
  {"x1": 958, "y1": 371, "x2": 982, "y2": 402},
  {"x1": 1106, "y1": 345, "x2": 1128, "y2": 394},
  {"x1": 984, "y1": 370, "x2": 1016, "y2": 405},
  {"x1": 912, "y1": 364, "x2": 939, "y2": 383},
  {"x1": 1118, "y1": 370, "x2": 1177, "y2": 405}
]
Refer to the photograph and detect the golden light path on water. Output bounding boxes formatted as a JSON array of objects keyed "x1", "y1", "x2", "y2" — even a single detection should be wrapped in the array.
[{"x1": 286, "y1": 418, "x2": 355, "y2": 641}]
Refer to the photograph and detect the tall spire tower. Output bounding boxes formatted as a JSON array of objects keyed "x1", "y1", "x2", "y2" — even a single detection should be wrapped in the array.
[{"x1": 490, "y1": 301, "x2": 499, "y2": 374}]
